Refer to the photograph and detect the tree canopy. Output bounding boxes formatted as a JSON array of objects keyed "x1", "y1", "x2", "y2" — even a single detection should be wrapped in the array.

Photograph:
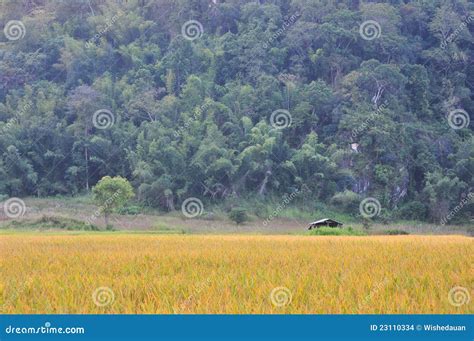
[{"x1": 0, "y1": 0, "x2": 472, "y2": 224}]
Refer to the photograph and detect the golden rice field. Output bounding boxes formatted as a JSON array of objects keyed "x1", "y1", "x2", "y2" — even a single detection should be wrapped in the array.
[{"x1": 0, "y1": 233, "x2": 472, "y2": 314}]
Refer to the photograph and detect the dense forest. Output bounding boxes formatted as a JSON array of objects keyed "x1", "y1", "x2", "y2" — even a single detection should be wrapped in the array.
[{"x1": 0, "y1": 0, "x2": 472, "y2": 224}]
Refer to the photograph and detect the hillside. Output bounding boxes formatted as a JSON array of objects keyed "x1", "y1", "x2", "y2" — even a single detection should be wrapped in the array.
[{"x1": 0, "y1": 0, "x2": 473, "y2": 224}]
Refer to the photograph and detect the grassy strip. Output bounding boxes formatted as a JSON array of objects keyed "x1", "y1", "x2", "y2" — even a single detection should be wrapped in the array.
[
  {"x1": 1, "y1": 216, "x2": 99, "y2": 231},
  {"x1": 307, "y1": 227, "x2": 367, "y2": 236}
]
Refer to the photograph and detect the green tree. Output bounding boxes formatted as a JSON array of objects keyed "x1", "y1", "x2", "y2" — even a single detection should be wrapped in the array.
[
  {"x1": 228, "y1": 208, "x2": 249, "y2": 225},
  {"x1": 92, "y1": 176, "x2": 134, "y2": 227}
]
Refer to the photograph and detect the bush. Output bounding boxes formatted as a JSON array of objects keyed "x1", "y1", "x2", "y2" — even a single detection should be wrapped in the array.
[
  {"x1": 384, "y1": 229, "x2": 410, "y2": 235},
  {"x1": 362, "y1": 218, "x2": 372, "y2": 230},
  {"x1": 3, "y1": 216, "x2": 99, "y2": 231},
  {"x1": 397, "y1": 202, "x2": 428, "y2": 220},
  {"x1": 117, "y1": 205, "x2": 141, "y2": 215},
  {"x1": 308, "y1": 227, "x2": 366, "y2": 236},
  {"x1": 330, "y1": 190, "x2": 360, "y2": 214},
  {"x1": 228, "y1": 208, "x2": 249, "y2": 225},
  {"x1": 251, "y1": 202, "x2": 270, "y2": 219},
  {"x1": 105, "y1": 224, "x2": 115, "y2": 231}
]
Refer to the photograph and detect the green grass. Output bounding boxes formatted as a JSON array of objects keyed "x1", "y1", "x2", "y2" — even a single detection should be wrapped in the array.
[
  {"x1": 0, "y1": 216, "x2": 187, "y2": 234},
  {"x1": 1, "y1": 215, "x2": 99, "y2": 231},
  {"x1": 383, "y1": 229, "x2": 410, "y2": 235},
  {"x1": 4, "y1": 196, "x2": 471, "y2": 236},
  {"x1": 307, "y1": 227, "x2": 367, "y2": 236},
  {"x1": 0, "y1": 230, "x2": 186, "y2": 236},
  {"x1": 152, "y1": 222, "x2": 187, "y2": 234}
]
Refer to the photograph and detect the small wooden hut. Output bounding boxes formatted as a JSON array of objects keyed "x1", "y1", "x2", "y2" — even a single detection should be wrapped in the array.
[{"x1": 308, "y1": 218, "x2": 343, "y2": 230}]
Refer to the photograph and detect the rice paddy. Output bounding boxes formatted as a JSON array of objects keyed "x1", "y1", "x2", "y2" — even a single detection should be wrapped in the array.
[{"x1": 0, "y1": 233, "x2": 472, "y2": 314}]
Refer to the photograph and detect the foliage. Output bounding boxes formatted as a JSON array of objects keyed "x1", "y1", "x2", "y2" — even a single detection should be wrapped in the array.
[
  {"x1": 330, "y1": 190, "x2": 361, "y2": 214},
  {"x1": 228, "y1": 208, "x2": 249, "y2": 225},
  {"x1": 0, "y1": 1, "x2": 472, "y2": 223},
  {"x1": 1, "y1": 216, "x2": 99, "y2": 231},
  {"x1": 92, "y1": 176, "x2": 134, "y2": 225},
  {"x1": 117, "y1": 205, "x2": 142, "y2": 215},
  {"x1": 396, "y1": 202, "x2": 428, "y2": 221},
  {"x1": 308, "y1": 227, "x2": 366, "y2": 236},
  {"x1": 384, "y1": 229, "x2": 410, "y2": 235},
  {"x1": 362, "y1": 218, "x2": 372, "y2": 230}
]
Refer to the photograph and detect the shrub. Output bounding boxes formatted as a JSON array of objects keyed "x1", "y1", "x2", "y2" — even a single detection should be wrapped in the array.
[
  {"x1": 330, "y1": 190, "x2": 360, "y2": 213},
  {"x1": 397, "y1": 202, "x2": 428, "y2": 220},
  {"x1": 228, "y1": 208, "x2": 249, "y2": 225},
  {"x1": 308, "y1": 227, "x2": 367, "y2": 236},
  {"x1": 3, "y1": 216, "x2": 99, "y2": 231},
  {"x1": 384, "y1": 229, "x2": 410, "y2": 235},
  {"x1": 362, "y1": 217, "x2": 372, "y2": 230},
  {"x1": 117, "y1": 205, "x2": 141, "y2": 215}
]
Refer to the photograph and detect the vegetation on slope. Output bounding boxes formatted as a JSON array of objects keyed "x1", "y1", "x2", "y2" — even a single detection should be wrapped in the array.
[{"x1": 0, "y1": 0, "x2": 472, "y2": 225}]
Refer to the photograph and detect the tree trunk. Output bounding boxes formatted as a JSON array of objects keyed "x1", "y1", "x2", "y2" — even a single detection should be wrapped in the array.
[
  {"x1": 258, "y1": 170, "x2": 271, "y2": 197},
  {"x1": 85, "y1": 145, "x2": 89, "y2": 191},
  {"x1": 84, "y1": 125, "x2": 90, "y2": 192},
  {"x1": 166, "y1": 195, "x2": 175, "y2": 211}
]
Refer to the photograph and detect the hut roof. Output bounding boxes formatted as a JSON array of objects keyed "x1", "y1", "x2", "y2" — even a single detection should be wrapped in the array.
[
  {"x1": 309, "y1": 218, "x2": 342, "y2": 225},
  {"x1": 308, "y1": 218, "x2": 343, "y2": 229}
]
